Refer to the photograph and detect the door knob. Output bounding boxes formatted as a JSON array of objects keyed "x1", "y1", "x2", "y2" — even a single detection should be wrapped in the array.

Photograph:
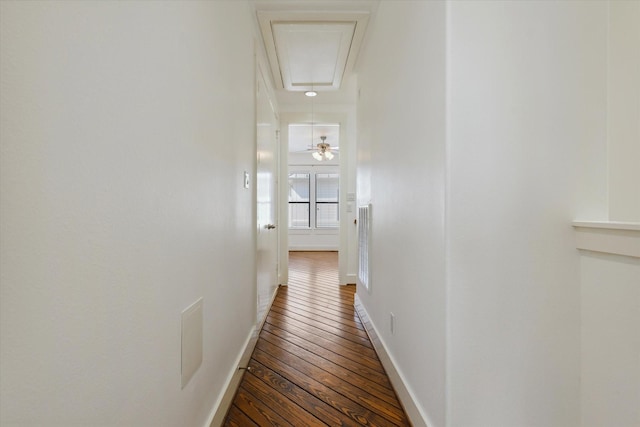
[{"x1": 264, "y1": 224, "x2": 276, "y2": 230}]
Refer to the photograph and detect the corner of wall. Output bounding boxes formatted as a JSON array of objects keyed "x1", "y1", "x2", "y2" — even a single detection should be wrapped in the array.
[{"x1": 354, "y1": 294, "x2": 436, "y2": 427}]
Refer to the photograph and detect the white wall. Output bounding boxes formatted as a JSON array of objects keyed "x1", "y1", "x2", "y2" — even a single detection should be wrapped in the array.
[
  {"x1": 447, "y1": 2, "x2": 608, "y2": 426},
  {"x1": 0, "y1": 2, "x2": 256, "y2": 426},
  {"x1": 356, "y1": 1, "x2": 624, "y2": 427},
  {"x1": 355, "y1": 2, "x2": 447, "y2": 426},
  {"x1": 607, "y1": 1, "x2": 640, "y2": 222}
]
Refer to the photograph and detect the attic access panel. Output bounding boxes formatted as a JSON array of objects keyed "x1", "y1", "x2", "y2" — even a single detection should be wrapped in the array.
[
  {"x1": 272, "y1": 21, "x2": 355, "y2": 91},
  {"x1": 258, "y1": 11, "x2": 370, "y2": 92}
]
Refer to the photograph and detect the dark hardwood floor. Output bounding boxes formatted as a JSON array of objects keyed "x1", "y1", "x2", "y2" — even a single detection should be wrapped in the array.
[{"x1": 224, "y1": 251, "x2": 411, "y2": 426}]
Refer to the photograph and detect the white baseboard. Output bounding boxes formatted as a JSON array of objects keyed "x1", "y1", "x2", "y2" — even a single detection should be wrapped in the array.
[
  {"x1": 288, "y1": 246, "x2": 339, "y2": 251},
  {"x1": 257, "y1": 285, "x2": 280, "y2": 332},
  {"x1": 354, "y1": 294, "x2": 431, "y2": 427},
  {"x1": 204, "y1": 328, "x2": 256, "y2": 427},
  {"x1": 205, "y1": 286, "x2": 280, "y2": 427},
  {"x1": 345, "y1": 273, "x2": 356, "y2": 285}
]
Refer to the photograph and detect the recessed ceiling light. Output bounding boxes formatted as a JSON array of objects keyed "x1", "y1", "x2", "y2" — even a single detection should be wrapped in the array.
[{"x1": 305, "y1": 91, "x2": 317, "y2": 97}]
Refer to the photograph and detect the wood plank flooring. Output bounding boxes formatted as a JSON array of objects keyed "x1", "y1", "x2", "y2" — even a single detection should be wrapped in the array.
[{"x1": 224, "y1": 251, "x2": 411, "y2": 426}]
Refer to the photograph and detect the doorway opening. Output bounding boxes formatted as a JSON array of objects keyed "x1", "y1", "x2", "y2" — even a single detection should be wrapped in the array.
[
  {"x1": 278, "y1": 113, "x2": 354, "y2": 288},
  {"x1": 285, "y1": 122, "x2": 341, "y2": 279}
]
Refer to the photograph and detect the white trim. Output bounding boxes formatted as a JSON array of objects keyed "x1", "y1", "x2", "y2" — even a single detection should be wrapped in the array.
[
  {"x1": 572, "y1": 220, "x2": 640, "y2": 231},
  {"x1": 257, "y1": 283, "x2": 281, "y2": 331},
  {"x1": 345, "y1": 273, "x2": 356, "y2": 285},
  {"x1": 288, "y1": 229, "x2": 339, "y2": 235},
  {"x1": 572, "y1": 221, "x2": 640, "y2": 258},
  {"x1": 354, "y1": 294, "x2": 433, "y2": 427},
  {"x1": 204, "y1": 329, "x2": 255, "y2": 427},
  {"x1": 288, "y1": 245, "x2": 339, "y2": 251},
  {"x1": 279, "y1": 112, "x2": 352, "y2": 289},
  {"x1": 205, "y1": 286, "x2": 279, "y2": 427}
]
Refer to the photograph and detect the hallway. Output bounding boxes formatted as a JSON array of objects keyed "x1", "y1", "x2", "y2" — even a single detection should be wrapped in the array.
[
  {"x1": 224, "y1": 252, "x2": 410, "y2": 426},
  {"x1": 2, "y1": 2, "x2": 639, "y2": 426}
]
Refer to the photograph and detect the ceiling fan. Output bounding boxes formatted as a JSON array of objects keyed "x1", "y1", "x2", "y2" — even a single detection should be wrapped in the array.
[
  {"x1": 291, "y1": 133, "x2": 340, "y2": 159},
  {"x1": 311, "y1": 136, "x2": 336, "y2": 161}
]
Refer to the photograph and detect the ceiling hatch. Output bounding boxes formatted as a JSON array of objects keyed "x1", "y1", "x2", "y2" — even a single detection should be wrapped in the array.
[{"x1": 258, "y1": 11, "x2": 370, "y2": 92}]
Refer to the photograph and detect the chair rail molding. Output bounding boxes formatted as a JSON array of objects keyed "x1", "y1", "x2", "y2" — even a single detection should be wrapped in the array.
[{"x1": 572, "y1": 221, "x2": 640, "y2": 258}]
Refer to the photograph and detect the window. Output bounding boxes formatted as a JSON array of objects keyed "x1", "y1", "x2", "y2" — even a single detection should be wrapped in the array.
[
  {"x1": 288, "y1": 173, "x2": 310, "y2": 228},
  {"x1": 288, "y1": 171, "x2": 339, "y2": 229},
  {"x1": 315, "y1": 173, "x2": 339, "y2": 228}
]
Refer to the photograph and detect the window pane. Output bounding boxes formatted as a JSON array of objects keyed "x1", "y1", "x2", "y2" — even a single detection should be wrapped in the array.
[
  {"x1": 288, "y1": 173, "x2": 309, "y2": 202},
  {"x1": 289, "y1": 173, "x2": 310, "y2": 228},
  {"x1": 316, "y1": 203, "x2": 339, "y2": 228},
  {"x1": 316, "y1": 173, "x2": 339, "y2": 202},
  {"x1": 289, "y1": 203, "x2": 310, "y2": 228}
]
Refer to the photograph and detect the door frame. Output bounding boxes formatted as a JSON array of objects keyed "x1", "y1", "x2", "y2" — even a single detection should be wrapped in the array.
[
  {"x1": 255, "y1": 60, "x2": 280, "y2": 326},
  {"x1": 278, "y1": 112, "x2": 351, "y2": 286}
]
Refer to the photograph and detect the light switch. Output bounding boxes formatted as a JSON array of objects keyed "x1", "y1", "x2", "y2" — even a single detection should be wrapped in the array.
[{"x1": 244, "y1": 172, "x2": 250, "y2": 189}]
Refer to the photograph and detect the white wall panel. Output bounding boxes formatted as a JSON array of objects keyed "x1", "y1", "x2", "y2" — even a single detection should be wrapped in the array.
[{"x1": 581, "y1": 252, "x2": 640, "y2": 427}]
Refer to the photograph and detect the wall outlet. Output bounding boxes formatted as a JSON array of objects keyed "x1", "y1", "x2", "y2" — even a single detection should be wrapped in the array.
[{"x1": 390, "y1": 312, "x2": 395, "y2": 335}]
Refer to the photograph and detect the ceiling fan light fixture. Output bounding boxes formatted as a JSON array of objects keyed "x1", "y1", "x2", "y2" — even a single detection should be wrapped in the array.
[{"x1": 311, "y1": 136, "x2": 334, "y2": 162}]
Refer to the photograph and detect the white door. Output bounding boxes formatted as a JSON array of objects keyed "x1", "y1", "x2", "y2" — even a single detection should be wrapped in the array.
[{"x1": 255, "y1": 65, "x2": 279, "y2": 326}]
